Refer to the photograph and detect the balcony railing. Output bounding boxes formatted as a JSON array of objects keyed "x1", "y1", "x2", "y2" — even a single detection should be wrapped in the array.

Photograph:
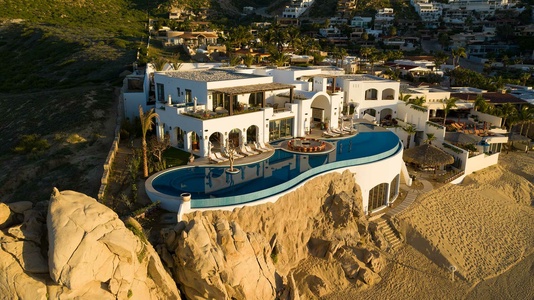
[{"x1": 181, "y1": 107, "x2": 262, "y2": 120}]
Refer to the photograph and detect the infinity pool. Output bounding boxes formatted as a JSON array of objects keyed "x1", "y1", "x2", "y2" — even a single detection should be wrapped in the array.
[{"x1": 148, "y1": 124, "x2": 402, "y2": 209}]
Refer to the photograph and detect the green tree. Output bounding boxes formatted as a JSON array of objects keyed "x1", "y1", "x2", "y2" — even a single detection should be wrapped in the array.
[
  {"x1": 433, "y1": 51, "x2": 448, "y2": 69},
  {"x1": 425, "y1": 133, "x2": 436, "y2": 144},
  {"x1": 404, "y1": 124, "x2": 417, "y2": 149},
  {"x1": 442, "y1": 97, "x2": 458, "y2": 125},
  {"x1": 139, "y1": 105, "x2": 159, "y2": 178},
  {"x1": 270, "y1": 50, "x2": 289, "y2": 67},
  {"x1": 473, "y1": 95, "x2": 488, "y2": 112},
  {"x1": 399, "y1": 93, "x2": 412, "y2": 103},
  {"x1": 451, "y1": 47, "x2": 466, "y2": 67},
  {"x1": 520, "y1": 72, "x2": 531, "y2": 86},
  {"x1": 499, "y1": 103, "x2": 517, "y2": 130},
  {"x1": 242, "y1": 53, "x2": 255, "y2": 67}
]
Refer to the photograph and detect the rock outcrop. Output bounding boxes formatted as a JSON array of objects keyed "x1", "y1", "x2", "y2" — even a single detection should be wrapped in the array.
[
  {"x1": 162, "y1": 170, "x2": 386, "y2": 299},
  {"x1": 0, "y1": 189, "x2": 180, "y2": 299}
]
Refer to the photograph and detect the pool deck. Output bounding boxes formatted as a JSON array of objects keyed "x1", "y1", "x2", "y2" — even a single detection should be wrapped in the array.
[{"x1": 189, "y1": 126, "x2": 359, "y2": 167}]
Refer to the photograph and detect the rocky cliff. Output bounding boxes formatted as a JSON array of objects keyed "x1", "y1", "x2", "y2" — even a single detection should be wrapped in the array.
[
  {"x1": 159, "y1": 170, "x2": 386, "y2": 299},
  {"x1": 0, "y1": 188, "x2": 180, "y2": 299}
]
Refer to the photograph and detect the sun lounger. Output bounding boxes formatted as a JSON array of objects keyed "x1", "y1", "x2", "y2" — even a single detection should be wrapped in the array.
[
  {"x1": 331, "y1": 128, "x2": 343, "y2": 134},
  {"x1": 322, "y1": 131, "x2": 339, "y2": 138},
  {"x1": 213, "y1": 152, "x2": 229, "y2": 162},
  {"x1": 239, "y1": 146, "x2": 255, "y2": 156},
  {"x1": 245, "y1": 145, "x2": 260, "y2": 155},
  {"x1": 209, "y1": 153, "x2": 226, "y2": 163},
  {"x1": 256, "y1": 141, "x2": 271, "y2": 152},
  {"x1": 342, "y1": 126, "x2": 354, "y2": 133},
  {"x1": 223, "y1": 149, "x2": 245, "y2": 159},
  {"x1": 251, "y1": 143, "x2": 267, "y2": 153}
]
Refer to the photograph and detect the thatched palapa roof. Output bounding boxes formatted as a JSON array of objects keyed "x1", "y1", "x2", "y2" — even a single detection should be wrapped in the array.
[{"x1": 403, "y1": 144, "x2": 454, "y2": 167}]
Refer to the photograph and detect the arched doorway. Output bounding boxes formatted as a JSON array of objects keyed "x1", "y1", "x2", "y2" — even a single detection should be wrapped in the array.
[
  {"x1": 189, "y1": 132, "x2": 200, "y2": 151},
  {"x1": 368, "y1": 183, "x2": 388, "y2": 211},
  {"x1": 246, "y1": 125, "x2": 259, "y2": 144},
  {"x1": 380, "y1": 108, "x2": 393, "y2": 122},
  {"x1": 228, "y1": 128, "x2": 242, "y2": 148},
  {"x1": 174, "y1": 127, "x2": 185, "y2": 149},
  {"x1": 209, "y1": 132, "x2": 224, "y2": 151},
  {"x1": 363, "y1": 108, "x2": 377, "y2": 117},
  {"x1": 311, "y1": 95, "x2": 331, "y2": 125}
]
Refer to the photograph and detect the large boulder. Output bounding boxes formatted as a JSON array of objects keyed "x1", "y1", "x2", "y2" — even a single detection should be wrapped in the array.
[
  {"x1": 166, "y1": 171, "x2": 385, "y2": 299},
  {"x1": 0, "y1": 203, "x2": 12, "y2": 228},
  {"x1": 47, "y1": 188, "x2": 180, "y2": 299},
  {"x1": 174, "y1": 217, "x2": 277, "y2": 300}
]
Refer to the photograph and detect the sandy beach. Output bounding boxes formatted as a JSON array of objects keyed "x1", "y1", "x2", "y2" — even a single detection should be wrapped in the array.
[{"x1": 324, "y1": 151, "x2": 534, "y2": 300}]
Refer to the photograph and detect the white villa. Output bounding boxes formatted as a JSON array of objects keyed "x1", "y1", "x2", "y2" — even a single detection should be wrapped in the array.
[
  {"x1": 282, "y1": 0, "x2": 315, "y2": 18},
  {"x1": 123, "y1": 64, "x2": 509, "y2": 215}
]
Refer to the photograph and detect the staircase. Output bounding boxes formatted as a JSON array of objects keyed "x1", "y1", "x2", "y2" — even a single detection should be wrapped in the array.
[{"x1": 376, "y1": 217, "x2": 402, "y2": 252}]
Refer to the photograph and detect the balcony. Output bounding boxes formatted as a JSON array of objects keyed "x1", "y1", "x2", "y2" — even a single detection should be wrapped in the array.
[{"x1": 180, "y1": 106, "x2": 263, "y2": 120}]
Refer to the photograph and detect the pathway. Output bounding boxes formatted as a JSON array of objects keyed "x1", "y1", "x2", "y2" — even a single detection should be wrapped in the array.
[
  {"x1": 388, "y1": 179, "x2": 433, "y2": 217},
  {"x1": 373, "y1": 178, "x2": 434, "y2": 252}
]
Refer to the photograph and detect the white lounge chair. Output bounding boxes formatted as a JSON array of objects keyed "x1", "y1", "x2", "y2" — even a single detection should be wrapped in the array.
[
  {"x1": 239, "y1": 146, "x2": 255, "y2": 156},
  {"x1": 245, "y1": 144, "x2": 260, "y2": 155},
  {"x1": 222, "y1": 148, "x2": 244, "y2": 159},
  {"x1": 256, "y1": 141, "x2": 271, "y2": 152},
  {"x1": 209, "y1": 153, "x2": 225, "y2": 163},
  {"x1": 331, "y1": 128, "x2": 343, "y2": 134},
  {"x1": 322, "y1": 131, "x2": 339, "y2": 138},
  {"x1": 251, "y1": 143, "x2": 267, "y2": 153},
  {"x1": 213, "y1": 152, "x2": 229, "y2": 162}
]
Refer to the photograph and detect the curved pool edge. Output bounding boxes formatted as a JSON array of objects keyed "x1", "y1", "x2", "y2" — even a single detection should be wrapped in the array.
[{"x1": 145, "y1": 141, "x2": 404, "y2": 214}]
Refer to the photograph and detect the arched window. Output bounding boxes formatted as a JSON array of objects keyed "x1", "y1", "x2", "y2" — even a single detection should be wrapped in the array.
[
  {"x1": 365, "y1": 88, "x2": 378, "y2": 100},
  {"x1": 389, "y1": 174, "x2": 400, "y2": 202},
  {"x1": 368, "y1": 183, "x2": 388, "y2": 211}
]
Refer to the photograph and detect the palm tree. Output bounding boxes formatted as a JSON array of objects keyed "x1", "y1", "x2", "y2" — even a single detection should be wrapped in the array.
[
  {"x1": 521, "y1": 105, "x2": 534, "y2": 137},
  {"x1": 411, "y1": 96, "x2": 426, "y2": 107},
  {"x1": 151, "y1": 57, "x2": 168, "y2": 71},
  {"x1": 286, "y1": 26, "x2": 301, "y2": 51},
  {"x1": 442, "y1": 97, "x2": 458, "y2": 125},
  {"x1": 169, "y1": 54, "x2": 182, "y2": 71},
  {"x1": 368, "y1": 50, "x2": 384, "y2": 74},
  {"x1": 499, "y1": 103, "x2": 517, "y2": 130},
  {"x1": 451, "y1": 47, "x2": 466, "y2": 67},
  {"x1": 520, "y1": 72, "x2": 531, "y2": 86},
  {"x1": 473, "y1": 95, "x2": 488, "y2": 112},
  {"x1": 332, "y1": 47, "x2": 348, "y2": 67},
  {"x1": 425, "y1": 133, "x2": 436, "y2": 144},
  {"x1": 270, "y1": 50, "x2": 289, "y2": 67},
  {"x1": 360, "y1": 47, "x2": 374, "y2": 70},
  {"x1": 404, "y1": 124, "x2": 417, "y2": 149},
  {"x1": 433, "y1": 51, "x2": 448, "y2": 70},
  {"x1": 242, "y1": 54, "x2": 255, "y2": 68},
  {"x1": 399, "y1": 93, "x2": 412, "y2": 104},
  {"x1": 139, "y1": 105, "x2": 159, "y2": 178}
]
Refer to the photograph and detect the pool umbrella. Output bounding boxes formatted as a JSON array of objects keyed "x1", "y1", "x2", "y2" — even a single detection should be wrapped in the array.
[{"x1": 403, "y1": 143, "x2": 454, "y2": 172}]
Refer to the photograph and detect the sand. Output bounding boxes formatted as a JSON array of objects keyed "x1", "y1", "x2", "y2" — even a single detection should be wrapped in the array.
[{"x1": 324, "y1": 151, "x2": 534, "y2": 300}]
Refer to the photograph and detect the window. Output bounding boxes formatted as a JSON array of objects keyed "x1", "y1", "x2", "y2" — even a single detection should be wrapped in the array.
[
  {"x1": 177, "y1": 88, "x2": 181, "y2": 98},
  {"x1": 185, "y1": 89, "x2": 192, "y2": 103},
  {"x1": 389, "y1": 175, "x2": 399, "y2": 201},
  {"x1": 157, "y1": 83, "x2": 165, "y2": 103},
  {"x1": 365, "y1": 89, "x2": 378, "y2": 100},
  {"x1": 269, "y1": 117, "x2": 294, "y2": 141},
  {"x1": 368, "y1": 183, "x2": 388, "y2": 211}
]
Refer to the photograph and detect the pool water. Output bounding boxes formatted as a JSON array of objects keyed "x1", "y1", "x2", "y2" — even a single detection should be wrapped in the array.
[{"x1": 150, "y1": 125, "x2": 401, "y2": 208}]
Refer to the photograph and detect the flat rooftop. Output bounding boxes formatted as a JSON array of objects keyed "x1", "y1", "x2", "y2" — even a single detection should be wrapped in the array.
[
  {"x1": 339, "y1": 74, "x2": 389, "y2": 81},
  {"x1": 162, "y1": 69, "x2": 264, "y2": 81}
]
